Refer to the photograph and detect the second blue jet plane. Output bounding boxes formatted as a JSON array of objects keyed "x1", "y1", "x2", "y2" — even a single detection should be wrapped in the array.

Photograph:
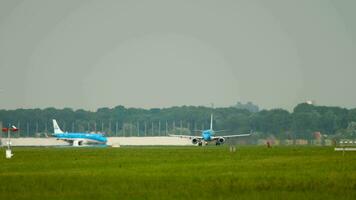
[{"x1": 170, "y1": 114, "x2": 250, "y2": 146}]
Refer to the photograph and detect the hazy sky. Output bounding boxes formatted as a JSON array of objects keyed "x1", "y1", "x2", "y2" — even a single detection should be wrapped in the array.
[{"x1": 0, "y1": 0, "x2": 355, "y2": 111}]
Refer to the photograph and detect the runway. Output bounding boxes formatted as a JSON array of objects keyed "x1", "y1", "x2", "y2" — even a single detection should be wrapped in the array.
[{"x1": 0, "y1": 137, "x2": 192, "y2": 147}]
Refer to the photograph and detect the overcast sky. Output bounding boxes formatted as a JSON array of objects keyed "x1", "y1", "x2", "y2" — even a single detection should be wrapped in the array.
[{"x1": 0, "y1": 0, "x2": 355, "y2": 111}]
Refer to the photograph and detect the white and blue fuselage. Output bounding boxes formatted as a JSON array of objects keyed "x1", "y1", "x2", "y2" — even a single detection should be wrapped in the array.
[
  {"x1": 52, "y1": 119, "x2": 107, "y2": 146},
  {"x1": 53, "y1": 132, "x2": 107, "y2": 144},
  {"x1": 202, "y1": 130, "x2": 214, "y2": 141}
]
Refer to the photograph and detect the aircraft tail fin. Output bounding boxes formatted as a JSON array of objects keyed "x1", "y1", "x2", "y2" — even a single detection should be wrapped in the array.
[
  {"x1": 210, "y1": 114, "x2": 213, "y2": 130},
  {"x1": 52, "y1": 119, "x2": 64, "y2": 134}
]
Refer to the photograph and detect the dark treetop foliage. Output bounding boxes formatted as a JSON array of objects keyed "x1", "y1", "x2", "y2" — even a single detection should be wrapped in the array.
[{"x1": 0, "y1": 103, "x2": 355, "y2": 138}]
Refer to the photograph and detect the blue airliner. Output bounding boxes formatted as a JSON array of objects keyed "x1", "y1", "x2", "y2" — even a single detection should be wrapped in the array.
[
  {"x1": 52, "y1": 119, "x2": 107, "y2": 146},
  {"x1": 170, "y1": 114, "x2": 251, "y2": 146}
]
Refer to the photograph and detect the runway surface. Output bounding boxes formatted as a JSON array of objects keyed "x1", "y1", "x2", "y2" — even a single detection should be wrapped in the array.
[{"x1": 0, "y1": 137, "x2": 192, "y2": 146}]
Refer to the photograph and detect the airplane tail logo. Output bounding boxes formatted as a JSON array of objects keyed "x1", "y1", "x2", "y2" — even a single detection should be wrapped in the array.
[{"x1": 52, "y1": 119, "x2": 64, "y2": 134}]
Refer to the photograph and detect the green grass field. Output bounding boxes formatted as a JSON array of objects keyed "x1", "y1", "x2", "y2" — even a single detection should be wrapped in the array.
[{"x1": 0, "y1": 146, "x2": 356, "y2": 200}]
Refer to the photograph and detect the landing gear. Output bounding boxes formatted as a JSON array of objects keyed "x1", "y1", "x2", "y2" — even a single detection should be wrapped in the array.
[
  {"x1": 215, "y1": 142, "x2": 221, "y2": 146},
  {"x1": 198, "y1": 142, "x2": 203, "y2": 146}
]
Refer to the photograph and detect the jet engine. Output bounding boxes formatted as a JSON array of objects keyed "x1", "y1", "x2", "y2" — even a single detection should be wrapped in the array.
[
  {"x1": 73, "y1": 140, "x2": 84, "y2": 146},
  {"x1": 191, "y1": 138, "x2": 199, "y2": 145},
  {"x1": 217, "y1": 137, "x2": 225, "y2": 144}
]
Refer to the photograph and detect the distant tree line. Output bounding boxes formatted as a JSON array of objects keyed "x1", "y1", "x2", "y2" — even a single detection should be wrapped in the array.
[
  {"x1": 0, "y1": 103, "x2": 356, "y2": 139},
  {"x1": 234, "y1": 101, "x2": 259, "y2": 113}
]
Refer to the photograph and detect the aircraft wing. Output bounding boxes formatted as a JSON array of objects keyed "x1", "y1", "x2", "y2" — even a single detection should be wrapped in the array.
[
  {"x1": 61, "y1": 138, "x2": 82, "y2": 141},
  {"x1": 169, "y1": 134, "x2": 202, "y2": 139},
  {"x1": 216, "y1": 133, "x2": 251, "y2": 138},
  {"x1": 213, "y1": 130, "x2": 228, "y2": 133},
  {"x1": 58, "y1": 138, "x2": 84, "y2": 143},
  {"x1": 60, "y1": 138, "x2": 85, "y2": 146}
]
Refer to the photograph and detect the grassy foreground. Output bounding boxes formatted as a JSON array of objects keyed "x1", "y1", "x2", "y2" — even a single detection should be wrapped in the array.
[{"x1": 0, "y1": 146, "x2": 356, "y2": 200}]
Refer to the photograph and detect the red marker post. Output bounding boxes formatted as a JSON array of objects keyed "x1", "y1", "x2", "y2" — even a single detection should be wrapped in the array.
[{"x1": 2, "y1": 125, "x2": 18, "y2": 159}]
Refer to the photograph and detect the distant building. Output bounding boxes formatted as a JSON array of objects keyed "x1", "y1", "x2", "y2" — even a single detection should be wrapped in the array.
[
  {"x1": 314, "y1": 131, "x2": 321, "y2": 140},
  {"x1": 306, "y1": 100, "x2": 315, "y2": 105}
]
